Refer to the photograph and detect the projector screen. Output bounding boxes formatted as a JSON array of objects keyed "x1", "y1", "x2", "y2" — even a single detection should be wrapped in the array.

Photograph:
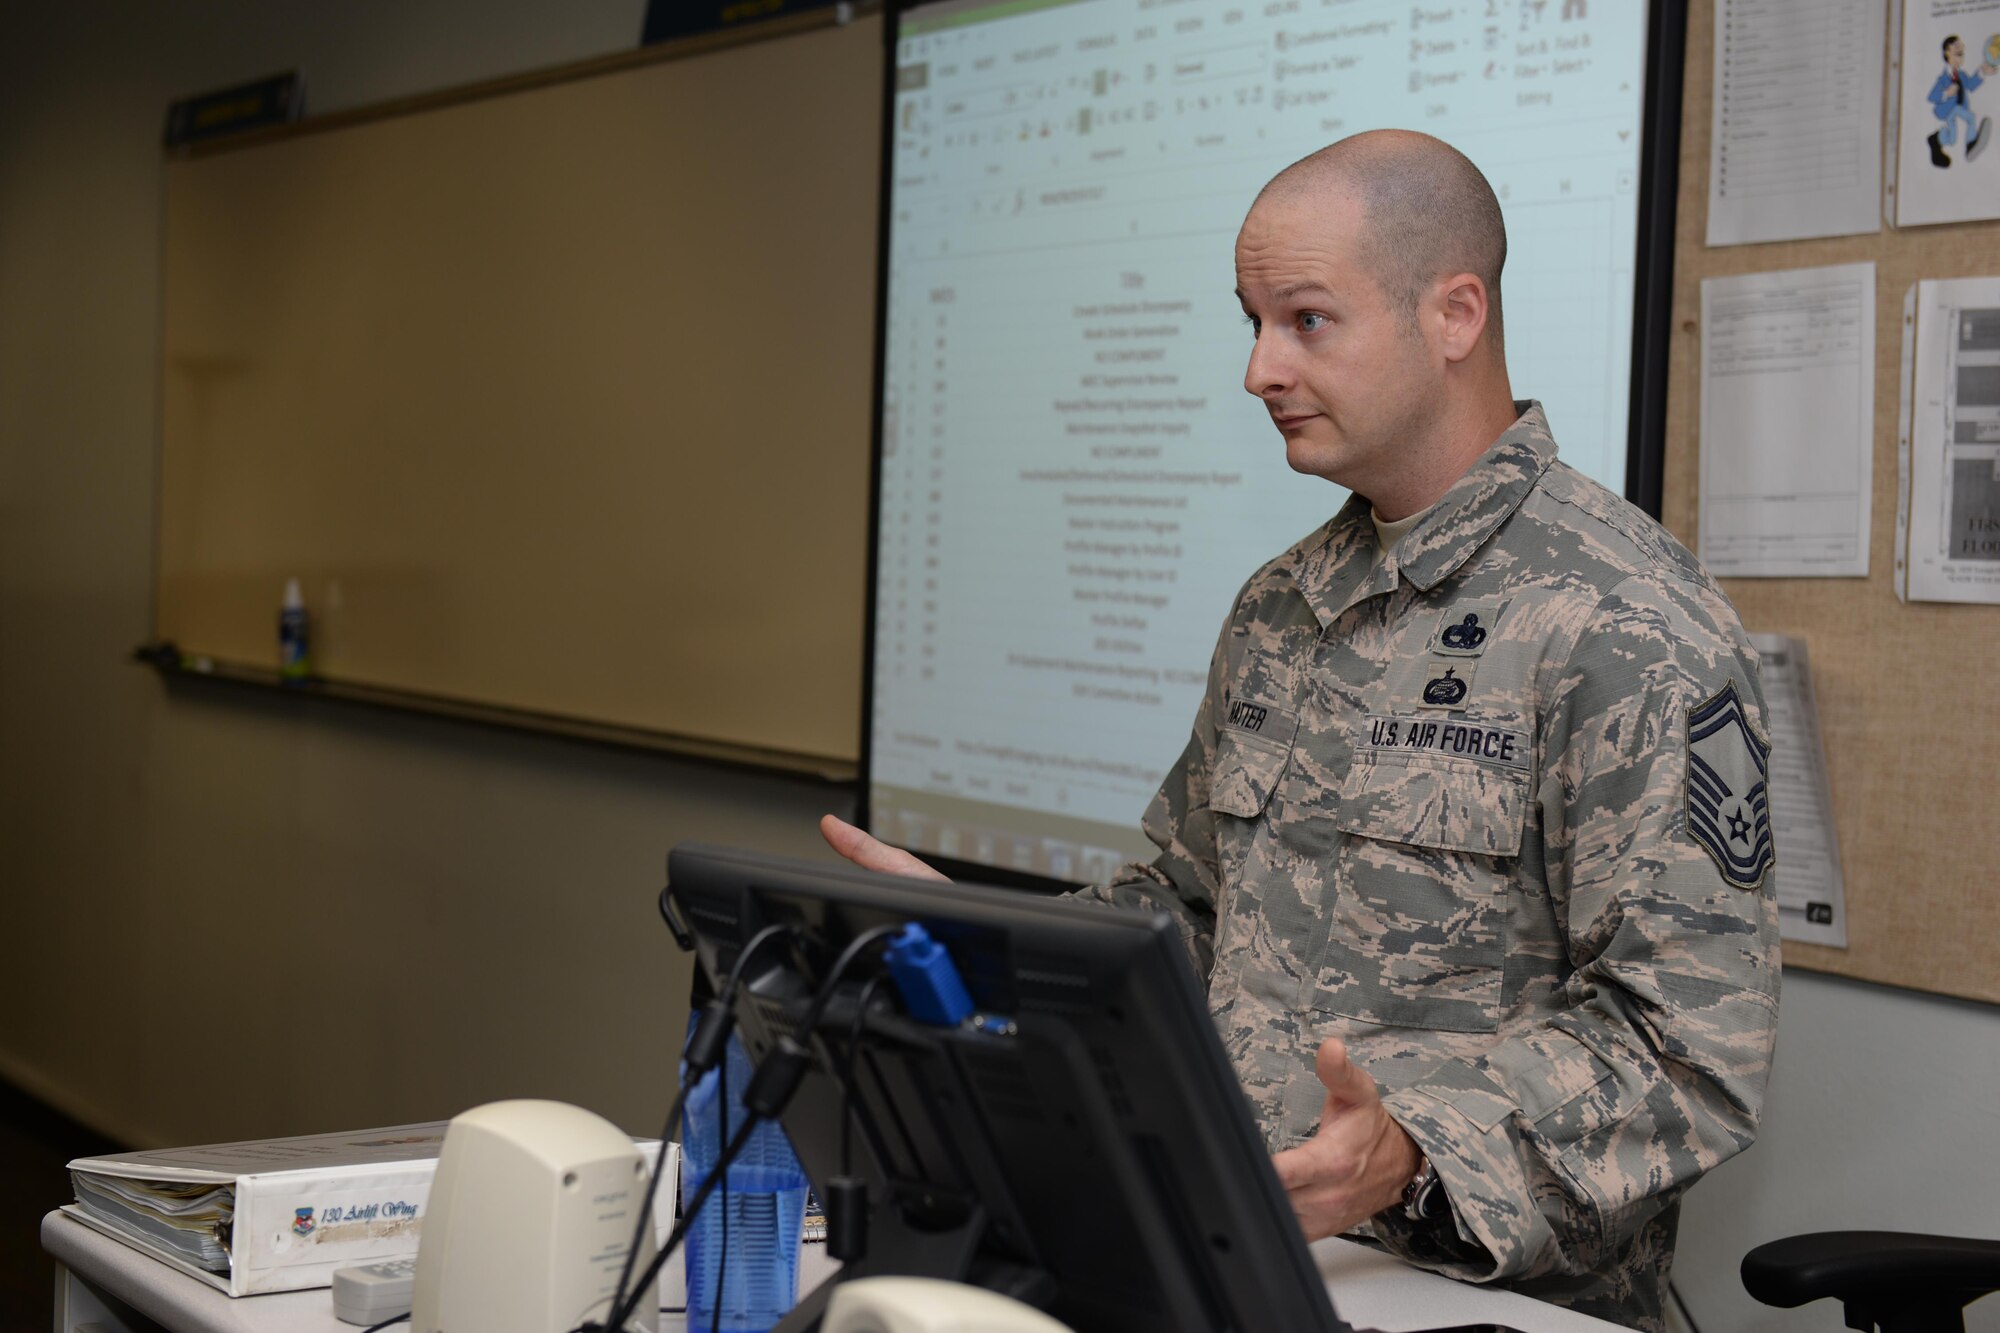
[{"x1": 864, "y1": 0, "x2": 1680, "y2": 883}]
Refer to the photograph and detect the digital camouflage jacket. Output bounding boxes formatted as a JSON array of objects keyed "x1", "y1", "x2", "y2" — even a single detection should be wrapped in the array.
[{"x1": 1074, "y1": 403, "x2": 1782, "y2": 1330}]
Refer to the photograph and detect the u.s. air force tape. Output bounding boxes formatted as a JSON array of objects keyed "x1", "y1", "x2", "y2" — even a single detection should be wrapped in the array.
[{"x1": 1360, "y1": 714, "x2": 1529, "y2": 769}]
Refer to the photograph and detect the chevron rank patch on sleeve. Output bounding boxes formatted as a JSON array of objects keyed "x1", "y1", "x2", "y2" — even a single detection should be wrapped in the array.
[{"x1": 1686, "y1": 680, "x2": 1776, "y2": 890}]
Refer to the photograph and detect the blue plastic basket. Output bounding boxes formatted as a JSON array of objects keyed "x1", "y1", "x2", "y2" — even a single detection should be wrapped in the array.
[
  {"x1": 681, "y1": 1032, "x2": 808, "y2": 1332},
  {"x1": 681, "y1": 1164, "x2": 808, "y2": 1332}
]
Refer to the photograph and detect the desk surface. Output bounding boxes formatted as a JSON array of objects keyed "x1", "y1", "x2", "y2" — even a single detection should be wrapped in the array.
[{"x1": 44, "y1": 1210, "x2": 1623, "y2": 1332}]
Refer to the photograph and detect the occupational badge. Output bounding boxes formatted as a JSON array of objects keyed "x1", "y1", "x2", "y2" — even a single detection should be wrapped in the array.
[
  {"x1": 1429, "y1": 599, "x2": 1506, "y2": 657},
  {"x1": 1420, "y1": 661, "x2": 1473, "y2": 707}
]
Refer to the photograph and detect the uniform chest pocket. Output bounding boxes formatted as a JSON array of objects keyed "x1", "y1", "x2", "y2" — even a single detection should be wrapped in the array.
[
  {"x1": 1311, "y1": 757, "x2": 1527, "y2": 1033},
  {"x1": 1204, "y1": 731, "x2": 1292, "y2": 905},
  {"x1": 1208, "y1": 731, "x2": 1291, "y2": 818}
]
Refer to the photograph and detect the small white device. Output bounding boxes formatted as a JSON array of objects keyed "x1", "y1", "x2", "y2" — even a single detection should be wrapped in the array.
[
  {"x1": 410, "y1": 1100, "x2": 658, "y2": 1333},
  {"x1": 331, "y1": 1256, "x2": 417, "y2": 1326},
  {"x1": 822, "y1": 1278, "x2": 1076, "y2": 1333}
]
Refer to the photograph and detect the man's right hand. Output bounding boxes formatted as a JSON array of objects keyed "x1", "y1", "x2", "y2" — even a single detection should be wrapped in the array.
[{"x1": 819, "y1": 814, "x2": 951, "y2": 882}]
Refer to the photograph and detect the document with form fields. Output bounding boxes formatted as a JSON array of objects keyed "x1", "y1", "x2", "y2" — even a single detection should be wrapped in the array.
[
  {"x1": 1707, "y1": 0, "x2": 1886, "y2": 246},
  {"x1": 1700, "y1": 263, "x2": 1876, "y2": 577}
]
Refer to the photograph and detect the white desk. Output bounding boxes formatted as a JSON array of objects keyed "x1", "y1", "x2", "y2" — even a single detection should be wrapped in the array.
[{"x1": 45, "y1": 1210, "x2": 1623, "y2": 1332}]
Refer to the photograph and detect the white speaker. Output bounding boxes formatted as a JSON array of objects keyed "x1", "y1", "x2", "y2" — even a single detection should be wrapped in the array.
[
  {"x1": 822, "y1": 1278, "x2": 1074, "y2": 1333},
  {"x1": 411, "y1": 1100, "x2": 658, "y2": 1333}
]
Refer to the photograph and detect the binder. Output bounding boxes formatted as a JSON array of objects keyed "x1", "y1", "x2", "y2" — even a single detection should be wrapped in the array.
[{"x1": 65, "y1": 1121, "x2": 672, "y2": 1297}]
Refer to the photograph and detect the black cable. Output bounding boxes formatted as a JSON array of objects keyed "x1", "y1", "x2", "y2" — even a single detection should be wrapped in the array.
[
  {"x1": 609, "y1": 1114, "x2": 760, "y2": 1330},
  {"x1": 602, "y1": 921, "x2": 904, "y2": 1332},
  {"x1": 722, "y1": 924, "x2": 797, "y2": 1004},
  {"x1": 711, "y1": 1045, "x2": 728, "y2": 1333},
  {"x1": 839, "y1": 973, "x2": 891, "y2": 1177},
  {"x1": 701, "y1": 921, "x2": 798, "y2": 1331},
  {"x1": 824, "y1": 972, "x2": 890, "y2": 1265},
  {"x1": 598, "y1": 921, "x2": 795, "y2": 1332},
  {"x1": 797, "y1": 923, "x2": 904, "y2": 1037},
  {"x1": 361, "y1": 1315, "x2": 409, "y2": 1333},
  {"x1": 1667, "y1": 1278, "x2": 1704, "y2": 1333},
  {"x1": 595, "y1": 1082, "x2": 690, "y2": 1331}
]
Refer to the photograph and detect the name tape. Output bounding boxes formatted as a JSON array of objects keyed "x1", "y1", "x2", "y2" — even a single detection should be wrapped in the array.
[{"x1": 1223, "y1": 695, "x2": 1298, "y2": 741}]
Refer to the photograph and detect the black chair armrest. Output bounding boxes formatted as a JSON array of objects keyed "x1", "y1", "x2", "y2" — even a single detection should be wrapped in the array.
[{"x1": 1742, "y1": 1231, "x2": 2000, "y2": 1333}]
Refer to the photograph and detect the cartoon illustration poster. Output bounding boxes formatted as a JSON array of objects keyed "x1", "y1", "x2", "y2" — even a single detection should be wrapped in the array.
[{"x1": 1895, "y1": 0, "x2": 2000, "y2": 224}]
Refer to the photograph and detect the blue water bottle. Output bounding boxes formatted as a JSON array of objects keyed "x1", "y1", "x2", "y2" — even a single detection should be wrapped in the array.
[
  {"x1": 278, "y1": 577, "x2": 311, "y2": 680},
  {"x1": 681, "y1": 1028, "x2": 809, "y2": 1332}
]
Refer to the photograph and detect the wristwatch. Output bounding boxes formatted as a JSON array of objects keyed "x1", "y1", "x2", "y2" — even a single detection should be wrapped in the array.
[{"x1": 1401, "y1": 1156, "x2": 1447, "y2": 1225}]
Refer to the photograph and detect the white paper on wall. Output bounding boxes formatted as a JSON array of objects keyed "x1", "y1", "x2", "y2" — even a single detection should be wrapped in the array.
[
  {"x1": 1708, "y1": 0, "x2": 1886, "y2": 246},
  {"x1": 1749, "y1": 633, "x2": 1849, "y2": 949},
  {"x1": 1896, "y1": 276, "x2": 2000, "y2": 601},
  {"x1": 1889, "y1": 0, "x2": 2000, "y2": 225},
  {"x1": 1699, "y1": 264, "x2": 1875, "y2": 577}
]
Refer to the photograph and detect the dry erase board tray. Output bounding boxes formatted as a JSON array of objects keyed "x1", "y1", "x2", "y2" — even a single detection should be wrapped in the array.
[{"x1": 132, "y1": 644, "x2": 855, "y2": 783}]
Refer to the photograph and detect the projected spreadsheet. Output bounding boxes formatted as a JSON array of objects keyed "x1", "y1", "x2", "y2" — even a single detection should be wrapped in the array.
[{"x1": 870, "y1": 0, "x2": 1648, "y2": 879}]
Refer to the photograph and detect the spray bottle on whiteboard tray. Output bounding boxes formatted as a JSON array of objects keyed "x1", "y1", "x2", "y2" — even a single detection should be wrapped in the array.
[{"x1": 279, "y1": 578, "x2": 311, "y2": 680}]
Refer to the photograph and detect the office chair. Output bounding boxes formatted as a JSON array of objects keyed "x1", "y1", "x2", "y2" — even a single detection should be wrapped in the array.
[{"x1": 1741, "y1": 1231, "x2": 2000, "y2": 1332}]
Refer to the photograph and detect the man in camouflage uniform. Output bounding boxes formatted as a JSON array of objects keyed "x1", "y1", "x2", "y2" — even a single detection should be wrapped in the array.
[{"x1": 824, "y1": 130, "x2": 1780, "y2": 1330}]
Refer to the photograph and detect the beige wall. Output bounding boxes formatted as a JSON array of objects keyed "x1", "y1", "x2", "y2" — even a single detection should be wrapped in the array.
[{"x1": 0, "y1": 0, "x2": 850, "y2": 1147}]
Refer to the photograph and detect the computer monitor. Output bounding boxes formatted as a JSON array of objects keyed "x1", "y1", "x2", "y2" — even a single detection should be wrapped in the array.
[{"x1": 663, "y1": 843, "x2": 1355, "y2": 1333}]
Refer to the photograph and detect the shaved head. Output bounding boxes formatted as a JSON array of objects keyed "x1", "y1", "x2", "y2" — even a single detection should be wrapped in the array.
[
  {"x1": 1255, "y1": 130, "x2": 1506, "y2": 350},
  {"x1": 1233, "y1": 128, "x2": 1521, "y2": 513}
]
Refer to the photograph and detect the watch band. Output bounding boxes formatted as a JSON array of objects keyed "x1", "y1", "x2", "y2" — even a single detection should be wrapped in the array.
[{"x1": 1401, "y1": 1157, "x2": 1445, "y2": 1224}]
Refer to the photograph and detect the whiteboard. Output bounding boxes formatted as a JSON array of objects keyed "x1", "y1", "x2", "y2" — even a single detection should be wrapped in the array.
[{"x1": 157, "y1": 16, "x2": 884, "y2": 771}]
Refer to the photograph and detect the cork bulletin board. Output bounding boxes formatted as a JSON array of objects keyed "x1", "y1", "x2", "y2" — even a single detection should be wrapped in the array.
[{"x1": 1664, "y1": 0, "x2": 2000, "y2": 1004}]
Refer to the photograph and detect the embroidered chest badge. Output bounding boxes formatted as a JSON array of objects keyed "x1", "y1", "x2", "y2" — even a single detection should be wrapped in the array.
[
  {"x1": 1420, "y1": 661, "x2": 1474, "y2": 707},
  {"x1": 1439, "y1": 614, "x2": 1487, "y2": 650},
  {"x1": 1686, "y1": 681, "x2": 1776, "y2": 890},
  {"x1": 1428, "y1": 599, "x2": 1506, "y2": 657}
]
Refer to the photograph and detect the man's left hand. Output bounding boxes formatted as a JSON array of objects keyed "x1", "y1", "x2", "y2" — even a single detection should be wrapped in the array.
[{"x1": 1270, "y1": 1037, "x2": 1424, "y2": 1241}]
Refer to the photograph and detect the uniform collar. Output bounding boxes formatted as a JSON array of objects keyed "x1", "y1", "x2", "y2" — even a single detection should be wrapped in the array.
[
  {"x1": 1393, "y1": 400, "x2": 1558, "y2": 592},
  {"x1": 1286, "y1": 401, "x2": 1558, "y2": 625}
]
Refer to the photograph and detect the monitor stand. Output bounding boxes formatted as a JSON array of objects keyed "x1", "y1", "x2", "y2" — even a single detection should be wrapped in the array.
[{"x1": 779, "y1": 1195, "x2": 1061, "y2": 1332}]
